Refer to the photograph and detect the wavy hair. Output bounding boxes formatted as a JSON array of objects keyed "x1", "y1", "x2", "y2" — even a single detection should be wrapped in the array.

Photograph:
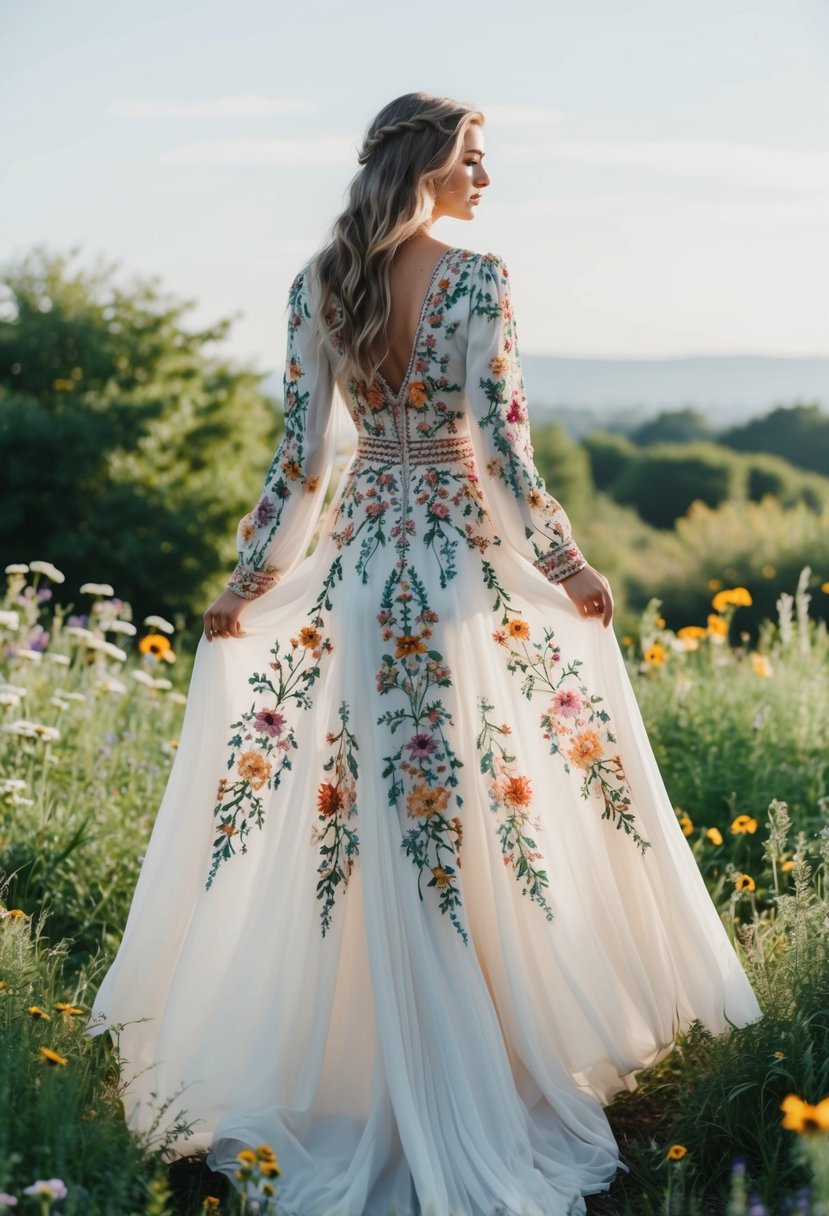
[{"x1": 307, "y1": 92, "x2": 484, "y2": 389}]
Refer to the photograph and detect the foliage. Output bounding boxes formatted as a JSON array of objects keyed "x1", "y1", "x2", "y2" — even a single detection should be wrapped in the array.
[
  {"x1": 0, "y1": 246, "x2": 278, "y2": 623},
  {"x1": 610, "y1": 440, "x2": 747, "y2": 528},
  {"x1": 721, "y1": 403, "x2": 829, "y2": 479},
  {"x1": 581, "y1": 429, "x2": 639, "y2": 493},
  {"x1": 630, "y1": 406, "x2": 714, "y2": 446}
]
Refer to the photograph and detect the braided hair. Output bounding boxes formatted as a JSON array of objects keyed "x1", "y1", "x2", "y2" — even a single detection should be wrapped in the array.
[{"x1": 307, "y1": 92, "x2": 484, "y2": 390}]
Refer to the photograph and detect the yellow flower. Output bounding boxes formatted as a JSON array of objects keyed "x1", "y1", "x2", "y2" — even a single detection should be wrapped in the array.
[
  {"x1": 489, "y1": 355, "x2": 509, "y2": 377},
  {"x1": 780, "y1": 1093, "x2": 829, "y2": 1134},
  {"x1": 262, "y1": 1183, "x2": 276, "y2": 1196},
  {"x1": 407, "y1": 784, "x2": 450, "y2": 820},
  {"x1": 666, "y1": 1143, "x2": 687, "y2": 1160},
  {"x1": 236, "y1": 1149, "x2": 258, "y2": 1165},
  {"x1": 28, "y1": 1005, "x2": 51, "y2": 1020},
  {"x1": 655, "y1": 616, "x2": 666, "y2": 628},
  {"x1": 0, "y1": 980, "x2": 7, "y2": 991},
  {"x1": 55, "y1": 1002, "x2": 84, "y2": 1016},
  {"x1": 761, "y1": 563, "x2": 776, "y2": 578},
  {"x1": 256, "y1": 1145, "x2": 277, "y2": 1161},
  {"x1": 202, "y1": 1200, "x2": 222, "y2": 1212},
  {"x1": 678, "y1": 816, "x2": 693, "y2": 836},
  {"x1": 782, "y1": 859, "x2": 795, "y2": 872},
  {"x1": 821, "y1": 582, "x2": 829, "y2": 594},
  {"x1": 731, "y1": 815, "x2": 758, "y2": 834},
  {"x1": 774, "y1": 1050, "x2": 786, "y2": 1059},
  {"x1": 507, "y1": 618, "x2": 531, "y2": 640},
  {"x1": 260, "y1": 1161, "x2": 280, "y2": 1177},
  {"x1": 39, "y1": 1046, "x2": 68, "y2": 1066},
  {"x1": 711, "y1": 586, "x2": 752, "y2": 612},
  {"x1": 706, "y1": 613, "x2": 728, "y2": 637},
  {"x1": 431, "y1": 866, "x2": 452, "y2": 887},
  {"x1": 139, "y1": 633, "x2": 172, "y2": 658},
  {"x1": 707, "y1": 577, "x2": 722, "y2": 590},
  {"x1": 705, "y1": 827, "x2": 723, "y2": 846},
  {"x1": 735, "y1": 873, "x2": 755, "y2": 892},
  {"x1": 5, "y1": 908, "x2": 27, "y2": 919},
  {"x1": 677, "y1": 625, "x2": 706, "y2": 640},
  {"x1": 643, "y1": 642, "x2": 668, "y2": 667},
  {"x1": 750, "y1": 653, "x2": 773, "y2": 678},
  {"x1": 298, "y1": 626, "x2": 322, "y2": 649}
]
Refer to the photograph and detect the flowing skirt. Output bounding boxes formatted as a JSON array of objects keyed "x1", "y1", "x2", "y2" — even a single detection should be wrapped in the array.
[{"x1": 87, "y1": 490, "x2": 763, "y2": 1216}]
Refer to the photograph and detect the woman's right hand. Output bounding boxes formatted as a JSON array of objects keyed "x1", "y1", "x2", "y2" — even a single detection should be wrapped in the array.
[
  {"x1": 203, "y1": 588, "x2": 249, "y2": 642},
  {"x1": 558, "y1": 564, "x2": 614, "y2": 627}
]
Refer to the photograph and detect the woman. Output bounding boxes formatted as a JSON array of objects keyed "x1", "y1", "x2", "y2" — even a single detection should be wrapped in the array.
[{"x1": 87, "y1": 92, "x2": 763, "y2": 1216}]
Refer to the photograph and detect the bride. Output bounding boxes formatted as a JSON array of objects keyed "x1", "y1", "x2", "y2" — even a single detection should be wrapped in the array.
[{"x1": 87, "y1": 91, "x2": 764, "y2": 1216}]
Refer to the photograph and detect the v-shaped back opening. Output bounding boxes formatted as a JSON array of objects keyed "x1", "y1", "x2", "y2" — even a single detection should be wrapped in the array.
[{"x1": 375, "y1": 247, "x2": 455, "y2": 401}]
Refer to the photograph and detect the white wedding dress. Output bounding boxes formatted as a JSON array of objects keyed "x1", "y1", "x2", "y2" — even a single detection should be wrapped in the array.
[{"x1": 86, "y1": 246, "x2": 763, "y2": 1216}]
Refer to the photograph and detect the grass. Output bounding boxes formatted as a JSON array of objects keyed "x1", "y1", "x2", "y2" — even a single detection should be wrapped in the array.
[{"x1": 1, "y1": 562, "x2": 828, "y2": 1215}]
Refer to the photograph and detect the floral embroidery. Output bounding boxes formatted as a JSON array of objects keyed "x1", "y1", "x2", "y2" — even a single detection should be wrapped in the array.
[
  {"x1": 312, "y1": 700, "x2": 359, "y2": 936},
  {"x1": 484, "y1": 562, "x2": 651, "y2": 856},
  {"x1": 376, "y1": 559, "x2": 467, "y2": 945},
  {"x1": 476, "y1": 698, "x2": 554, "y2": 921},
  {"x1": 206, "y1": 560, "x2": 342, "y2": 889}
]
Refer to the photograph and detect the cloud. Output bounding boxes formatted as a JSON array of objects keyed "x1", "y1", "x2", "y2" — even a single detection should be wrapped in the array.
[
  {"x1": 501, "y1": 136, "x2": 829, "y2": 193},
  {"x1": 483, "y1": 104, "x2": 571, "y2": 127},
  {"x1": 112, "y1": 95, "x2": 314, "y2": 119},
  {"x1": 159, "y1": 135, "x2": 357, "y2": 167}
]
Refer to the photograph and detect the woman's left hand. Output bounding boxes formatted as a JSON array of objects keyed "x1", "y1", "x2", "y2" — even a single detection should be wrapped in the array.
[
  {"x1": 203, "y1": 588, "x2": 249, "y2": 642},
  {"x1": 558, "y1": 564, "x2": 614, "y2": 627}
]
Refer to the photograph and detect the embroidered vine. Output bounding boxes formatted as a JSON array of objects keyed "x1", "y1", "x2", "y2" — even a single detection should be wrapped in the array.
[{"x1": 312, "y1": 699, "x2": 360, "y2": 936}]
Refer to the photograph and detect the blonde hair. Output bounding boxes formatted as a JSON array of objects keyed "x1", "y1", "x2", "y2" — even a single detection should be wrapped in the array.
[{"x1": 308, "y1": 92, "x2": 484, "y2": 389}]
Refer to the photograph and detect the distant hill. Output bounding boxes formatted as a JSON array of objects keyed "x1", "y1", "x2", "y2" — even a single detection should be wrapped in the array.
[{"x1": 260, "y1": 354, "x2": 829, "y2": 439}]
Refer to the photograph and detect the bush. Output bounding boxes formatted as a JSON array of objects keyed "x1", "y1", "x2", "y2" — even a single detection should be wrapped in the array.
[{"x1": 611, "y1": 441, "x2": 746, "y2": 528}]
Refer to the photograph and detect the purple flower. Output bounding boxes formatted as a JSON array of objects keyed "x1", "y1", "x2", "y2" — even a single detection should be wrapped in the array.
[
  {"x1": 37, "y1": 588, "x2": 53, "y2": 603},
  {"x1": 23, "y1": 1178, "x2": 67, "y2": 1200},
  {"x1": 27, "y1": 626, "x2": 50, "y2": 652},
  {"x1": 406, "y1": 733, "x2": 438, "y2": 759},
  {"x1": 254, "y1": 708, "x2": 285, "y2": 737},
  {"x1": 67, "y1": 614, "x2": 88, "y2": 629},
  {"x1": 0, "y1": 1193, "x2": 18, "y2": 1209},
  {"x1": 254, "y1": 497, "x2": 277, "y2": 526}
]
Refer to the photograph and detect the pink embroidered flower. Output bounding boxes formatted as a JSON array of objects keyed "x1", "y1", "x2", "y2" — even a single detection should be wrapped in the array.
[
  {"x1": 551, "y1": 690, "x2": 583, "y2": 718},
  {"x1": 253, "y1": 708, "x2": 285, "y2": 737}
]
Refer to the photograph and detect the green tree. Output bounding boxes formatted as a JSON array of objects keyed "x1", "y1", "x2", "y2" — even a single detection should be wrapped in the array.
[
  {"x1": 0, "y1": 245, "x2": 278, "y2": 622},
  {"x1": 630, "y1": 406, "x2": 713, "y2": 446},
  {"x1": 720, "y1": 403, "x2": 829, "y2": 477}
]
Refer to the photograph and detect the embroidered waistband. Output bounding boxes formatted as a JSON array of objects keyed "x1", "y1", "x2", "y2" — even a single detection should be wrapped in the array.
[{"x1": 354, "y1": 433, "x2": 477, "y2": 466}]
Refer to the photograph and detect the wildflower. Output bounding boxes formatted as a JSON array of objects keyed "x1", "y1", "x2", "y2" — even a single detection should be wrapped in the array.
[
  {"x1": 0, "y1": 1191, "x2": 17, "y2": 1208},
  {"x1": 105, "y1": 619, "x2": 137, "y2": 636},
  {"x1": 139, "y1": 633, "x2": 172, "y2": 658},
  {"x1": 5, "y1": 563, "x2": 29, "y2": 574},
  {"x1": 96, "y1": 676, "x2": 127, "y2": 694},
  {"x1": 87, "y1": 638, "x2": 128, "y2": 662},
  {"x1": 143, "y1": 614, "x2": 175, "y2": 633},
  {"x1": 666, "y1": 1144, "x2": 687, "y2": 1160},
  {"x1": 23, "y1": 1179, "x2": 67, "y2": 1199},
  {"x1": 643, "y1": 643, "x2": 668, "y2": 666},
  {"x1": 655, "y1": 616, "x2": 666, "y2": 628},
  {"x1": 16, "y1": 649, "x2": 43, "y2": 662},
  {"x1": 38, "y1": 1047, "x2": 69, "y2": 1067},
  {"x1": 80, "y1": 582, "x2": 114, "y2": 596},
  {"x1": 130, "y1": 669, "x2": 156, "y2": 687},
  {"x1": 152, "y1": 678, "x2": 173, "y2": 691},
  {"x1": 45, "y1": 653, "x2": 70, "y2": 666},
  {"x1": 678, "y1": 816, "x2": 693, "y2": 836},
  {"x1": 774, "y1": 1050, "x2": 786, "y2": 1059},
  {"x1": 28, "y1": 1006, "x2": 51, "y2": 1020},
  {"x1": 780, "y1": 1093, "x2": 829, "y2": 1134},
  {"x1": 0, "y1": 611, "x2": 20, "y2": 630},
  {"x1": 705, "y1": 827, "x2": 723, "y2": 846},
  {"x1": 761, "y1": 564, "x2": 776, "y2": 578},
  {"x1": 169, "y1": 691, "x2": 188, "y2": 706},
  {"x1": 750, "y1": 653, "x2": 773, "y2": 678},
  {"x1": 28, "y1": 561, "x2": 65, "y2": 583},
  {"x1": 731, "y1": 814, "x2": 758, "y2": 834},
  {"x1": 162, "y1": 740, "x2": 179, "y2": 755},
  {"x1": 64, "y1": 625, "x2": 95, "y2": 642},
  {"x1": 236, "y1": 1149, "x2": 258, "y2": 1165},
  {"x1": 711, "y1": 586, "x2": 752, "y2": 612},
  {"x1": 4, "y1": 909, "x2": 28, "y2": 919},
  {"x1": 734, "y1": 873, "x2": 756, "y2": 892},
  {"x1": 0, "y1": 692, "x2": 21, "y2": 709},
  {"x1": 782, "y1": 860, "x2": 795, "y2": 872},
  {"x1": 202, "y1": 1200, "x2": 221, "y2": 1212},
  {"x1": 55, "y1": 1003, "x2": 84, "y2": 1016}
]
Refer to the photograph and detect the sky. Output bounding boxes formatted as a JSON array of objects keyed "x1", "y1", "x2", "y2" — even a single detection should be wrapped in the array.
[{"x1": 2, "y1": 0, "x2": 829, "y2": 375}]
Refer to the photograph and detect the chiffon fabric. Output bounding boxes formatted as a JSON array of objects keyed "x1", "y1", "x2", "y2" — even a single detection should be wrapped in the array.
[{"x1": 87, "y1": 246, "x2": 763, "y2": 1216}]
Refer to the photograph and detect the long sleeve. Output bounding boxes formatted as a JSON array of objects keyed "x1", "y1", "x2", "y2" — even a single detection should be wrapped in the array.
[
  {"x1": 227, "y1": 265, "x2": 339, "y2": 599},
  {"x1": 463, "y1": 252, "x2": 587, "y2": 584}
]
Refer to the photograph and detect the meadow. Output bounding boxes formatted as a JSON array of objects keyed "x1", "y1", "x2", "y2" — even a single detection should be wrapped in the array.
[{"x1": 1, "y1": 559, "x2": 828, "y2": 1216}]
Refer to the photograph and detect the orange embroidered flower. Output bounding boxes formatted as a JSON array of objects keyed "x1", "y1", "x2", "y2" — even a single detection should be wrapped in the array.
[
  {"x1": 366, "y1": 381, "x2": 385, "y2": 409},
  {"x1": 407, "y1": 380, "x2": 429, "y2": 408},
  {"x1": 567, "y1": 730, "x2": 604, "y2": 769},
  {"x1": 236, "y1": 751, "x2": 272, "y2": 790},
  {"x1": 304, "y1": 475, "x2": 320, "y2": 493},
  {"x1": 287, "y1": 359, "x2": 303, "y2": 381},
  {"x1": 407, "y1": 784, "x2": 451, "y2": 819},
  {"x1": 431, "y1": 866, "x2": 452, "y2": 887},
  {"x1": 501, "y1": 774, "x2": 533, "y2": 807},
  {"x1": 507, "y1": 618, "x2": 531, "y2": 640},
  {"x1": 283, "y1": 459, "x2": 302, "y2": 480},
  {"x1": 298, "y1": 626, "x2": 322, "y2": 649},
  {"x1": 317, "y1": 783, "x2": 342, "y2": 818},
  {"x1": 489, "y1": 355, "x2": 509, "y2": 377},
  {"x1": 438, "y1": 277, "x2": 450, "y2": 290},
  {"x1": 219, "y1": 823, "x2": 237, "y2": 836},
  {"x1": 395, "y1": 634, "x2": 427, "y2": 658}
]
